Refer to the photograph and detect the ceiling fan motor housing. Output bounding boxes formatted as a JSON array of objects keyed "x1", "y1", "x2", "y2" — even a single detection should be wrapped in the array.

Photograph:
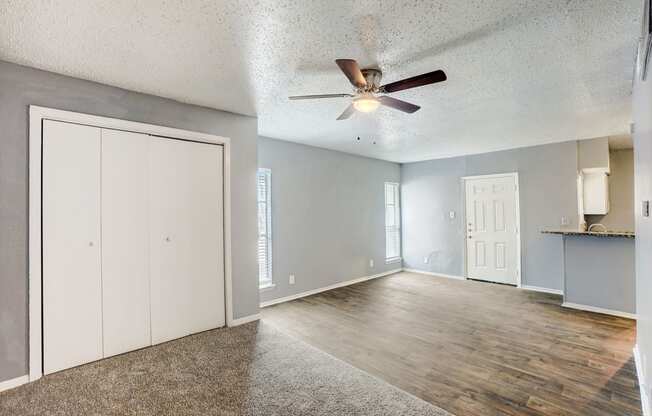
[{"x1": 360, "y1": 68, "x2": 383, "y2": 92}]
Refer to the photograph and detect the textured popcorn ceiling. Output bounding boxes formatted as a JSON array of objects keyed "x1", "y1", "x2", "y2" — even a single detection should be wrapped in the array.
[{"x1": 0, "y1": 1, "x2": 642, "y2": 162}]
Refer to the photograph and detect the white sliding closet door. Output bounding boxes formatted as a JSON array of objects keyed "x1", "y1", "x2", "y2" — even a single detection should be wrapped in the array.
[
  {"x1": 149, "y1": 138, "x2": 225, "y2": 344},
  {"x1": 101, "y1": 129, "x2": 151, "y2": 357},
  {"x1": 43, "y1": 120, "x2": 103, "y2": 374}
]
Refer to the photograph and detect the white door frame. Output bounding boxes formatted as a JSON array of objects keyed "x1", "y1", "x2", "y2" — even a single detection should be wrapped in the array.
[
  {"x1": 461, "y1": 172, "x2": 522, "y2": 287},
  {"x1": 28, "y1": 106, "x2": 234, "y2": 382}
]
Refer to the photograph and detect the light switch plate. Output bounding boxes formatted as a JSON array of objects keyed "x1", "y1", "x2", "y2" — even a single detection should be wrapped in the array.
[
  {"x1": 369, "y1": 259, "x2": 374, "y2": 268},
  {"x1": 643, "y1": 200, "x2": 650, "y2": 217},
  {"x1": 561, "y1": 216, "x2": 569, "y2": 226},
  {"x1": 423, "y1": 256, "x2": 429, "y2": 264},
  {"x1": 449, "y1": 211, "x2": 456, "y2": 219}
]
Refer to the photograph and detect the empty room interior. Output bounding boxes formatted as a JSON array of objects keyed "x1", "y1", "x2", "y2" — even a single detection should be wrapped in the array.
[{"x1": 1, "y1": 1, "x2": 652, "y2": 415}]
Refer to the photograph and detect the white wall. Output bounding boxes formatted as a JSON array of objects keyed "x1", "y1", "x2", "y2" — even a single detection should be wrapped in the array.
[
  {"x1": 633, "y1": 61, "x2": 652, "y2": 414},
  {"x1": 257, "y1": 137, "x2": 401, "y2": 304}
]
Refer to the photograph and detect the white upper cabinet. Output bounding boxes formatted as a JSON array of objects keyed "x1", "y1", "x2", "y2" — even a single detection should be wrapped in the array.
[
  {"x1": 578, "y1": 137, "x2": 610, "y2": 216},
  {"x1": 583, "y1": 171, "x2": 610, "y2": 215}
]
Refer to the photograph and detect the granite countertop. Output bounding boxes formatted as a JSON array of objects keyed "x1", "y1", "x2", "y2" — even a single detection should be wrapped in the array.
[{"x1": 541, "y1": 229, "x2": 635, "y2": 238}]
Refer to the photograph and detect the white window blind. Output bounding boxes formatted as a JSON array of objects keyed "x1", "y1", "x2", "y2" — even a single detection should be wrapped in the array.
[
  {"x1": 385, "y1": 182, "x2": 401, "y2": 262},
  {"x1": 257, "y1": 168, "x2": 273, "y2": 288}
]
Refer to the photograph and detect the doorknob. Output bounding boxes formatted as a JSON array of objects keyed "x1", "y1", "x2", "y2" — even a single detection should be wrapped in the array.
[{"x1": 165, "y1": 236, "x2": 171, "y2": 242}]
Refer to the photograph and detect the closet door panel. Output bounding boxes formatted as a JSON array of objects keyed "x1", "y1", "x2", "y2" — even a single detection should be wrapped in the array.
[
  {"x1": 43, "y1": 120, "x2": 102, "y2": 374},
  {"x1": 101, "y1": 129, "x2": 151, "y2": 357},
  {"x1": 149, "y1": 138, "x2": 225, "y2": 344},
  {"x1": 185, "y1": 144, "x2": 224, "y2": 334}
]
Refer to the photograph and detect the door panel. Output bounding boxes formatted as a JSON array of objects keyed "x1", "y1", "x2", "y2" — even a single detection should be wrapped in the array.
[
  {"x1": 43, "y1": 120, "x2": 103, "y2": 374},
  {"x1": 465, "y1": 175, "x2": 518, "y2": 285},
  {"x1": 475, "y1": 241, "x2": 486, "y2": 267},
  {"x1": 149, "y1": 138, "x2": 225, "y2": 344},
  {"x1": 101, "y1": 129, "x2": 151, "y2": 357}
]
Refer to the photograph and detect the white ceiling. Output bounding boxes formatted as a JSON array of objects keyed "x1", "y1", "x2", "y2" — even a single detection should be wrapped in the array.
[{"x1": 0, "y1": 1, "x2": 642, "y2": 163}]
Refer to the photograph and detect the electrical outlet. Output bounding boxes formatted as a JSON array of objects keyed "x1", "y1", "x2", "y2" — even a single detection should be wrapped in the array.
[
  {"x1": 369, "y1": 259, "x2": 374, "y2": 268},
  {"x1": 289, "y1": 274, "x2": 295, "y2": 285},
  {"x1": 423, "y1": 256, "x2": 429, "y2": 264},
  {"x1": 561, "y1": 216, "x2": 569, "y2": 226},
  {"x1": 449, "y1": 211, "x2": 455, "y2": 219}
]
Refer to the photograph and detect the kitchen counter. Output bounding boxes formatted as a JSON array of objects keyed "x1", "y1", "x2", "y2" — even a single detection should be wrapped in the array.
[{"x1": 541, "y1": 229, "x2": 635, "y2": 238}]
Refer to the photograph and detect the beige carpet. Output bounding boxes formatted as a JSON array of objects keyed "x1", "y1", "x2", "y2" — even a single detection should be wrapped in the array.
[{"x1": 0, "y1": 321, "x2": 451, "y2": 415}]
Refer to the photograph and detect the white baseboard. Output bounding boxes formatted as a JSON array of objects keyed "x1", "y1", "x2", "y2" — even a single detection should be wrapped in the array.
[
  {"x1": 228, "y1": 313, "x2": 261, "y2": 326},
  {"x1": 521, "y1": 285, "x2": 563, "y2": 295},
  {"x1": 635, "y1": 344, "x2": 651, "y2": 416},
  {"x1": 0, "y1": 374, "x2": 28, "y2": 393},
  {"x1": 562, "y1": 302, "x2": 637, "y2": 320},
  {"x1": 402, "y1": 268, "x2": 466, "y2": 280},
  {"x1": 260, "y1": 269, "x2": 402, "y2": 308}
]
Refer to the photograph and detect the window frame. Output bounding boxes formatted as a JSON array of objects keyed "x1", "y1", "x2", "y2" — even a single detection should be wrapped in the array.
[
  {"x1": 257, "y1": 168, "x2": 274, "y2": 289},
  {"x1": 384, "y1": 182, "x2": 402, "y2": 264}
]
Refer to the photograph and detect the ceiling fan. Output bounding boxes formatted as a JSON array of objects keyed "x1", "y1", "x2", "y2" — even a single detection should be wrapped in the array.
[{"x1": 289, "y1": 59, "x2": 447, "y2": 120}]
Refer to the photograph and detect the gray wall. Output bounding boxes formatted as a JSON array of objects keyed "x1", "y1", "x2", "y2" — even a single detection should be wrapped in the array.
[
  {"x1": 0, "y1": 60, "x2": 259, "y2": 383},
  {"x1": 563, "y1": 236, "x2": 635, "y2": 313},
  {"x1": 401, "y1": 140, "x2": 579, "y2": 291},
  {"x1": 257, "y1": 137, "x2": 401, "y2": 304},
  {"x1": 633, "y1": 59, "x2": 652, "y2": 413},
  {"x1": 578, "y1": 137, "x2": 610, "y2": 170},
  {"x1": 586, "y1": 149, "x2": 635, "y2": 231}
]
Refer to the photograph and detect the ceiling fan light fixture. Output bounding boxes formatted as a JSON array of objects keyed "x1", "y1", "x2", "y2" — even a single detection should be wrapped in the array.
[{"x1": 353, "y1": 96, "x2": 380, "y2": 113}]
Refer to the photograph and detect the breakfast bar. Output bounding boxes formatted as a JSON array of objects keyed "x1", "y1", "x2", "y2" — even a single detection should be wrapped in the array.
[{"x1": 542, "y1": 229, "x2": 636, "y2": 318}]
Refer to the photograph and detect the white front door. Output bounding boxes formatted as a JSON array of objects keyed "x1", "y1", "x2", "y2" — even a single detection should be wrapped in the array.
[{"x1": 464, "y1": 174, "x2": 519, "y2": 285}]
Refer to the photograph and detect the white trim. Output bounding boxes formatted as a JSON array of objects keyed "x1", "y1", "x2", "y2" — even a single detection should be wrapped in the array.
[
  {"x1": 0, "y1": 375, "x2": 29, "y2": 393},
  {"x1": 520, "y1": 285, "x2": 564, "y2": 295},
  {"x1": 561, "y1": 302, "x2": 637, "y2": 319},
  {"x1": 229, "y1": 313, "x2": 261, "y2": 326},
  {"x1": 385, "y1": 257, "x2": 402, "y2": 264},
  {"x1": 461, "y1": 172, "x2": 519, "y2": 180},
  {"x1": 28, "y1": 106, "x2": 234, "y2": 382},
  {"x1": 260, "y1": 269, "x2": 402, "y2": 308},
  {"x1": 402, "y1": 268, "x2": 466, "y2": 280},
  {"x1": 635, "y1": 344, "x2": 651, "y2": 416},
  {"x1": 461, "y1": 172, "x2": 522, "y2": 287},
  {"x1": 259, "y1": 283, "x2": 276, "y2": 292},
  {"x1": 256, "y1": 168, "x2": 273, "y2": 289},
  {"x1": 384, "y1": 182, "x2": 401, "y2": 262}
]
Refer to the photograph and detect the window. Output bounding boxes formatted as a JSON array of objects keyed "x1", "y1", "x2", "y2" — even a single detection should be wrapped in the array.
[
  {"x1": 257, "y1": 168, "x2": 273, "y2": 288},
  {"x1": 385, "y1": 182, "x2": 401, "y2": 262}
]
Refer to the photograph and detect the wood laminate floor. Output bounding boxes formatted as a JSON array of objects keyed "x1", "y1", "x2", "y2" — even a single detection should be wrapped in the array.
[{"x1": 262, "y1": 271, "x2": 640, "y2": 416}]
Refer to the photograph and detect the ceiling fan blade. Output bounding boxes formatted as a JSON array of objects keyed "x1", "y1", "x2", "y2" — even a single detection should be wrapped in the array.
[
  {"x1": 289, "y1": 93, "x2": 353, "y2": 100},
  {"x1": 381, "y1": 70, "x2": 447, "y2": 93},
  {"x1": 336, "y1": 104, "x2": 356, "y2": 120},
  {"x1": 378, "y1": 96, "x2": 421, "y2": 113},
  {"x1": 335, "y1": 59, "x2": 367, "y2": 88}
]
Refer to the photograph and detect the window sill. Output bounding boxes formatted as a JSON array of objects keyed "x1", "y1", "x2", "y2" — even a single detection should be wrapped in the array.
[
  {"x1": 385, "y1": 257, "x2": 402, "y2": 264},
  {"x1": 259, "y1": 283, "x2": 276, "y2": 292}
]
